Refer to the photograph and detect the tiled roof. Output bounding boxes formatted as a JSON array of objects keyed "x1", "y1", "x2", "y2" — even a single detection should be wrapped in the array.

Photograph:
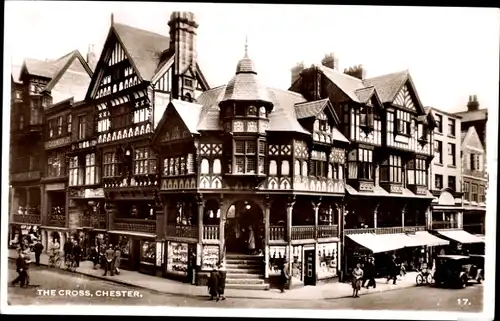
[
  {"x1": 453, "y1": 109, "x2": 487, "y2": 123},
  {"x1": 317, "y1": 65, "x2": 364, "y2": 102},
  {"x1": 294, "y1": 99, "x2": 330, "y2": 119},
  {"x1": 221, "y1": 55, "x2": 273, "y2": 104},
  {"x1": 113, "y1": 23, "x2": 171, "y2": 81},
  {"x1": 362, "y1": 70, "x2": 409, "y2": 103},
  {"x1": 196, "y1": 86, "x2": 310, "y2": 135},
  {"x1": 11, "y1": 65, "x2": 22, "y2": 83},
  {"x1": 170, "y1": 99, "x2": 203, "y2": 134},
  {"x1": 332, "y1": 127, "x2": 350, "y2": 143},
  {"x1": 354, "y1": 86, "x2": 375, "y2": 103},
  {"x1": 23, "y1": 58, "x2": 60, "y2": 79}
]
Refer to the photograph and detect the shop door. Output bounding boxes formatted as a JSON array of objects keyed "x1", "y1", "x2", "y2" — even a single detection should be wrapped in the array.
[
  {"x1": 304, "y1": 249, "x2": 316, "y2": 286},
  {"x1": 132, "y1": 239, "x2": 141, "y2": 270}
]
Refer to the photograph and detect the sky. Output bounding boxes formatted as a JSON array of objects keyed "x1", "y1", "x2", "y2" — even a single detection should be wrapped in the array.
[{"x1": 4, "y1": 2, "x2": 500, "y2": 113}]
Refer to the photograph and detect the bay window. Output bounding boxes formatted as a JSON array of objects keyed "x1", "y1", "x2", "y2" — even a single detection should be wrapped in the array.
[
  {"x1": 85, "y1": 153, "x2": 99, "y2": 185},
  {"x1": 415, "y1": 159, "x2": 427, "y2": 186},
  {"x1": 46, "y1": 152, "x2": 65, "y2": 178},
  {"x1": 310, "y1": 151, "x2": 328, "y2": 177},
  {"x1": 134, "y1": 147, "x2": 157, "y2": 175},
  {"x1": 418, "y1": 123, "x2": 428, "y2": 141},
  {"x1": 347, "y1": 148, "x2": 373, "y2": 180},
  {"x1": 359, "y1": 106, "x2": 374, "y2": 130},
  {"x1": 380, "y1": 155, "x2": 402, "y2": 183},
  {"x1": 103, "y1": 152, "x2": 118, "y2": 177},
  {"x1": 234, "y1": 140, "x2": 257, "y2": 174},
  {"x1": 69, "y1": 156, "x2": 83, "y2": 186}
]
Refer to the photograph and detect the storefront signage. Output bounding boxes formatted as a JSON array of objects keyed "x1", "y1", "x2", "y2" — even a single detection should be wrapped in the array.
[
  {"x1": 84, "y1": 188, "x2": 105, "y2": 199},
  {"x1": 45, "y1": 136, "x2": 71, "y2": 150},
  {"x1": 202, "y1": 245, "x2": 219, "y2": 271},
  {"x1": 166, "y1": 242, "x2": 188, "y2": 276},
  {"x1": 46, "y1": 183, "x2": 65, "y2": 191},
  {"x1": 156, "y1": 242, "x2": 163, "y2": 267}
]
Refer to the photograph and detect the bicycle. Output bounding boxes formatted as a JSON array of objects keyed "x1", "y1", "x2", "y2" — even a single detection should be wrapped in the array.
[
  {"x1": 48, "y1": 253, "x2": 62, "y2": 268},
  {"x1": 416, "y1": 268, "x2": 434, "y2": 286},
  {"x1": 65, "y1": 254, "x2": 77, "y2": 272}
]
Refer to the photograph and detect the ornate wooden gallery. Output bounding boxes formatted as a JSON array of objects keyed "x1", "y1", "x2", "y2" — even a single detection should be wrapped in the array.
[
  {"x1": 290, "y1": 58, "x2": 438, "y2": 275},
  {"x1": 153, "y1": 44, "x2": 349, "y2": 288},
  {"x1": 88, "y1": 12, "x2": 209, "y2": 275}
]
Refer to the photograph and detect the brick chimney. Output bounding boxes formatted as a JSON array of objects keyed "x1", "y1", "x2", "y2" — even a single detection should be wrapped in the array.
[
  {"x1": 467, "y1": 94, "x2": 480, "y2": 111},
  {"x1": 344, "y1": 64, "x2": 366, "y2": 80},
  {"x1": 321, "y1": 53, "x2": 339, "y2": 70},
  {"x1": 86, "y1": 44, "x2": 97, "y2": 71},
  {"x1": 291, "y1": 62, "x2": 304, "y2": 85},
  {"x1": 168, "y1": 11, "x2": 199, "y2": 101}
]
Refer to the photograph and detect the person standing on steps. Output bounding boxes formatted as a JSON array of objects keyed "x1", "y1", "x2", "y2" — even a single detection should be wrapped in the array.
[
  {"x1": 33, "y1": 240, "x2": 44, "y2": 266},
  {"x1": 247, "y1": 226, "x2": 256, "y2": 255},
  {"x1": 208, "y1": 266, "x2": 220, "y2": 301},
  {"x1": 351, "y1": 263, "x2": 364, "y2": 298},
  {"x1": 217, "y1": 261, "x2": 227, "y2": 300}
]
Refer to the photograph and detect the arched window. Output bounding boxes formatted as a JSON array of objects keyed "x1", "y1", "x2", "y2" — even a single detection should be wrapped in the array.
[
  {"x1": 201, "y1": 158, "x2": 210, "y2": 174},
  {"x1": 328, "y1": 164, "x2": 333, "y2": 179},
  {"x1": 281, "y1": 160, "x2": 290, "y2": 176},
  {"x1": 302, "y1": 161, "x2": 308, "y2": 176},
  {"x1": 269, "y1": 160, "x2": 277, "y2": 175},
  {"x1": 294, "y1": 160, "x2": 300, "y2": 176},
  {"x1": 213, "y1": 159, "x2": 221, "y2": 174}
]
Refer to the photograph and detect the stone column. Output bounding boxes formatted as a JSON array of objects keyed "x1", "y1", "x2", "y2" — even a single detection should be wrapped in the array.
[
  {"x1": 373, "y1": 202, "x2": 380, "y2": 229},
  {"x1": 457, "y1": 211, "x2": 463, "y2": 229},
  {"x1": 312, "y1": 199, "x2": 321, "y2": 240},
  {"x1": 401, "y1": 204, "x2": 406, "y2": 228},
  {"x1": 197, "y1": 195, "x2": 204, "y2": 244},
  {"x1": 40, "y1": 185, "x2": 47, "y2": 226},
  {"x1": 286, "y1": 196, "x2": 295, "y2": 288},
  {"x1": 219, "y1": 198, "x2": 226, "y2": 261},
  {"x1": 264, "y1": 195, "x2": 271, "y2": 279}
]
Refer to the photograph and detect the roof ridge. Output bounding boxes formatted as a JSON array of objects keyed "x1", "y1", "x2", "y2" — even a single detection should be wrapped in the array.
[
  {"x1": 113, "y1": 22, "x2": 168, "y2": 39},
  {"x1": 269, "y1": 87, "x2": 304, "y2": 97},
  {"x1": 363, "y1": 69, "x2": 408, "y2": 82},
  {"x1": 318, "y1": 65, "x2": 364, "y2": 83},
  {"x1": 295, "y1": 98, "x2": 329, "y2": 106}
]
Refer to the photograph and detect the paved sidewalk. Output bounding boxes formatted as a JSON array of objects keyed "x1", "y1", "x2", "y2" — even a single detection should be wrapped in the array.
[{"x1": 9, "y1": 249, "x2": 418, "y2": 300}]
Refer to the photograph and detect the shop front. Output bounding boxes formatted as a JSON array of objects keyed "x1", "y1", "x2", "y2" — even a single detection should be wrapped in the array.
[
  {"x1": 108, "y1": 232, "x2": 160, "y2": 275},
  {"x1": 40, "y1": 182, "x2": 69, "y2": 252},
  {"x1": 163, "y1": 241, "x2": 198, "y2": 283}
]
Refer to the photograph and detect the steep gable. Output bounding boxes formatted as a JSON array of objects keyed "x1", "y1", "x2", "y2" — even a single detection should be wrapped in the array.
[
  {"x1": 462, "y1": 126, "x2": 485, "y2": 151},
  {"x1": 152, "y1": 100, "x2": 202, "y2": 145}
]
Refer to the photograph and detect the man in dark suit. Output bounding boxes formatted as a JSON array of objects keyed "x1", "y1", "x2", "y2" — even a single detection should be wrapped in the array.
[
  {"x1": 11, "y1": 250, "x2": 27, "y2": 287},
  {"x1": 103, "y1": 244, "x2": 115, "y2": 276},
  {"x1": 33, "y1": 240, "x2": 44, "y2": 266},
  {"x1": 73, "y1": 240, "x2": 82, "y2": 268}
]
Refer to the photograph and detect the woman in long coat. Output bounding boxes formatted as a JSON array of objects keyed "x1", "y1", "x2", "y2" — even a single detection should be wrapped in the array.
[
  {"x1": 351, "y1": 263, "x2": 364, "y2": 298},
  {"x1": 247, "y1": 226, "x2": 256, "y2": 255},
  {"x1": 208, "y1": 267, "x2": 219, "y2": 301}
]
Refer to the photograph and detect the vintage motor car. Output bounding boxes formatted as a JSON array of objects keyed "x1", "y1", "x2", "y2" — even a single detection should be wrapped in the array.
[
  {"x1": 468, "y1": 254, "x2": 485, "y2": 283},
  {"x1": 433, "y1": 255, "x2": 479, "y2": 288}
]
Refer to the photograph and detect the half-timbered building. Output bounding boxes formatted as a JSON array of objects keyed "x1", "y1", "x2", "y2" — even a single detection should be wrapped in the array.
[
  {"x1": 289, "y1": 57, "x2": 445, "y2": 275},
  {"x1": 88, "y1": 12, "x2": 210, "y2": 274},
  {"x1": 153, "y1": 43, "x2": 349, "y2": 288}
]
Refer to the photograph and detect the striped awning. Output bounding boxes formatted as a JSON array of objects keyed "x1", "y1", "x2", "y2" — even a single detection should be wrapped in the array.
[
  {"x1": 435, "y1": 229, "x2": 484, "y2": 244},
  {"x1": 347, "y1": 233, "x2": 410, "y2": 253},
  {"x1": 405, "y1": 231, "x2": 450, "y2": 247}
]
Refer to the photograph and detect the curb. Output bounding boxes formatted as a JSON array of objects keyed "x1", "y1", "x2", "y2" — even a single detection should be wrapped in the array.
[{"x1": 8, "y1": 257, "x2": 417, "y2": 301}]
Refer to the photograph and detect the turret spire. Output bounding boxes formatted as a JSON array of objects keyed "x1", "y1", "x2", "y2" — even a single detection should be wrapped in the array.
[{"x1": 244, "y1": 35, "x2": 248, "y2": 58}]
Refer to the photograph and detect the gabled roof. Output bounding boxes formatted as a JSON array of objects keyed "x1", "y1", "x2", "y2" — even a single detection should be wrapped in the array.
[
  {"x1": 195, "y1": 86, "x2": 310, "y2": 135},
  {"x1": 294, "y1": 98, "x2": 330, "y2": 119},
  {"x1": 362, "y1": 70, "x2": 409, "y2": 103},
  {"x1": 152, "y1": 99, "x2": 203, "y2": 144},
  {"x1": 43, "y1": 50, "x2": 93, "y2": 93},
  {"x1": 317, "y1": 65, "x2": 365, "y2": 102},
  {"x1": 462, "y1": 126, "x2": 485, "y2": 151},
  {"x1": 11, "y1": 65, "x2": 22, "y2": 84},
  {"x1": 113, "y1": 23, "x2": 171, "y2": 82},
  {"x1": 332, "y1": 127, "x2": 350, "y2": 143},
  {"x1": 354, "y1": 86, "x2": 375, "y2": 103},
  {"x1": 453, "y1": 109, "x2": 488, "y2": 123}
]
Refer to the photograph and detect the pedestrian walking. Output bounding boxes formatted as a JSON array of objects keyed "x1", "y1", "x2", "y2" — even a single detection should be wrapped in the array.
[
  {"x1": 208, "y1": 267, "x2": 220, "y2": 301},
  {"x1": 103, "y1": 244, "x2": 115, "y2": 276},
  {"x1": 279, "y1": 259, "x2": 289, "y2": 293},
  {"x1": 63, "y1": 239, "x2": 73, "y2": 265},
  {"x1": 73, "y1": 240, "x2": 82, "y2": 268},
  {"x1": 90, "y1": 246, "x2": 99, "y2": 269},
  {"x1": 10, "y1": 250, "x2": 27, "y2": 287},
  {"x1": 351, "y1": 263, "x2": 364, "y2": 298},
  {"x1": 387, "y1": 255, "x2": 398, "y2": 285},
  {"x1": 363, "y1": 257, "x2": 376, "y2": 289},
  {"x1": 217, "y1": 261, "x2": 227, "y2": 300},
  {"x1": 33, "y1": 240, "x2": 44, "y2": 266},
  {"x1": 114, "y1": 246, "x2": 121, "y2": 275},
  {"x1": 22, "y1": 246, "x2": 31, "y2": 286},
  {"x1": 247, "y1": 226, "x2": 256, "y2": 255}
]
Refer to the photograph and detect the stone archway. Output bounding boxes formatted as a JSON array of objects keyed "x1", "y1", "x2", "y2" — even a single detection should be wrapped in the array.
[{"x1": 224, "y1": 200, "x2": 264, "y2": 254}]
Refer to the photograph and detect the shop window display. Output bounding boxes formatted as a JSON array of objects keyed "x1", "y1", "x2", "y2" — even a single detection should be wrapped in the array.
[
  {"x1": 317, "y1": 243, "x2": 337, "y2": 279},
  {"x1": 268, "y1": 246, "x2": 286, "y2": 275},
  {"x1": 141, "y1": 241, "x2": 156, "y2": 265},
  {"x1": 202, "y1": 245, "x2": 219, "y2": 270},
  {"x1": 118, "y1": 236, "x2": 130, "y2": 260},
  {"x1": 167, "y1": 242, "x2": 188, "y2": 275},
  {"x1": 291, "y1": 245, "x2": 303, "y2": 280}
]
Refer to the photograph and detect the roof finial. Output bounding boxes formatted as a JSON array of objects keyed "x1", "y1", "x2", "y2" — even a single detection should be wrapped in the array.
[
  {"x1": 244, "y1": 35, "x2": 248, "y2": 58},
  {"x1": 111, "y1": 13, "x2": 114, "y2": 26}
]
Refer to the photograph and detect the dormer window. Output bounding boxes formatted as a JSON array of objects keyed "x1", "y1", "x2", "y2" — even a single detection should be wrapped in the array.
[
  {"x1": 417, "y1": 123, "x2": 429, "y2": 144},
  {"x1": 359, "y1": 105, "x2": 374, "y2": 132},
  {"x1": 248, "y1": 105, "x2": 257, "y2": 116},
  {"x1": 259, "y1": 106, "x2": 267, "y2": 118},
  {"x1": 234, "y1": 140, "x2": 257, "y2": 174}
]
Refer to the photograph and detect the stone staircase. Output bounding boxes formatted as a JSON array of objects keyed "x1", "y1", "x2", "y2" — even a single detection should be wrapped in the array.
[{"x1": 224, "y1": 253, "x2": 269, "y2": 290}]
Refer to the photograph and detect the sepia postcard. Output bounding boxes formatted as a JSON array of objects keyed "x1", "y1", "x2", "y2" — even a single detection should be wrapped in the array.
[{"x1": 2, "y1": 2, "x2": 498, "y2": 320}]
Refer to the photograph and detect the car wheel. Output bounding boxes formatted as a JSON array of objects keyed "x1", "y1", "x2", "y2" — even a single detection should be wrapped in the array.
[{"x1": 461, "y1": 277, "x2": 468, "y2": 288}]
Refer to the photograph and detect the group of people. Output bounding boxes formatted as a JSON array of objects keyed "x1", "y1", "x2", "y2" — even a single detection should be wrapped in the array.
[
  {"x1": 90, "y1": 244, "x2": 122, "y2": 276},
  {"x1": 207, "y1": 261, "x2": 227, "y2": 301}
]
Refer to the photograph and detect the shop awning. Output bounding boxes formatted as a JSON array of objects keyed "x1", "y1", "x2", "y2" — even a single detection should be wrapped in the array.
[
  {"x1": 405, "y1": 231, "x2": 450, "y2": 247},
  {"x1": 108, "y1": 230, "x2": 156, "y2": 238},
  {"x1": 434, "y1": 229, "x2": 484, "y2": 244},
  {"x1": 347, "y1": 233, "x2": 411, "y2": 253}
]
